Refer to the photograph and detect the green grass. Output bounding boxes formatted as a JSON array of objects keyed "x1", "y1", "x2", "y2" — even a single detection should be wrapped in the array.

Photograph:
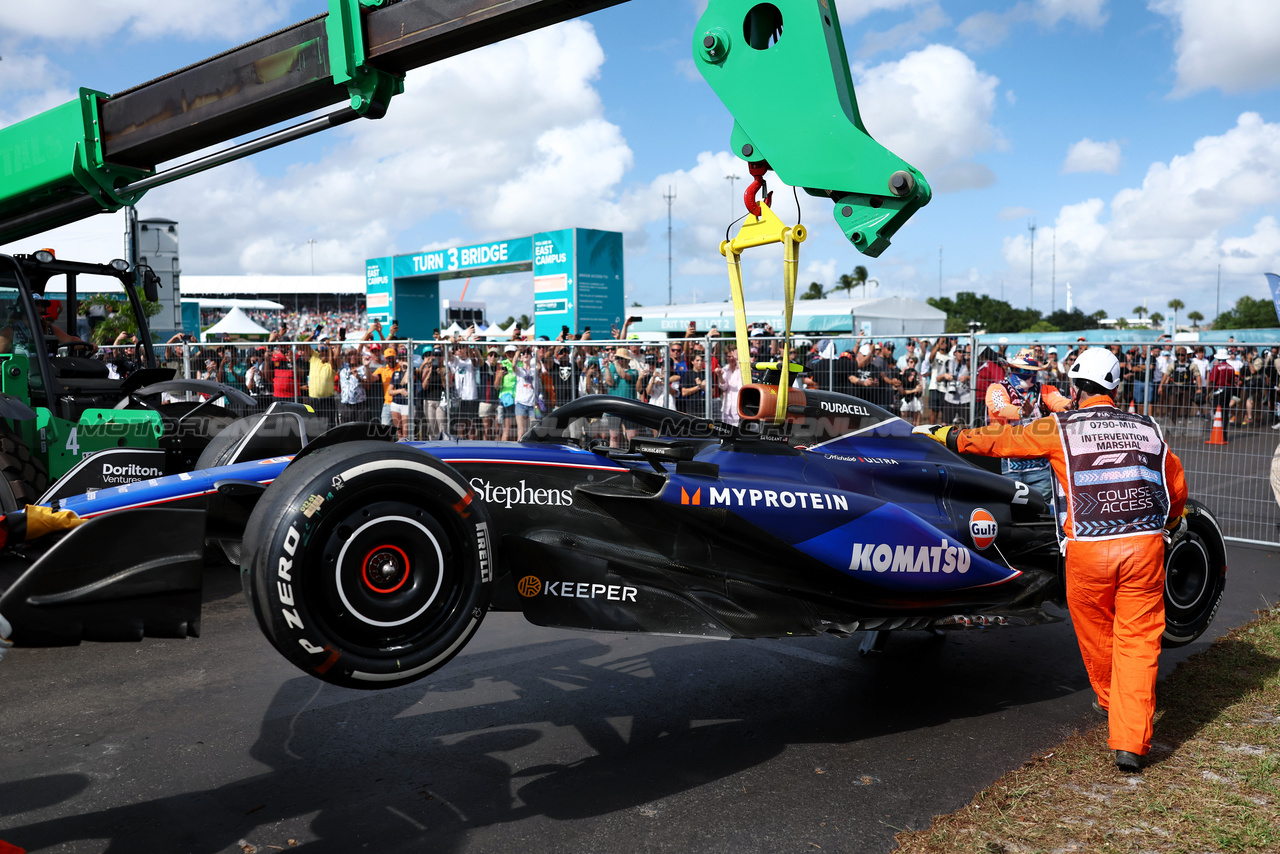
[{"x1": 894, "y1": 606, "x2": 1280, "y2": 854}]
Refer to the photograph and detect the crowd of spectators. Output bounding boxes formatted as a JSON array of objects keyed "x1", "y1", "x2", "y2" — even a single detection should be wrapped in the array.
[{"x1": 89, "y1": 317, "x2": 1280, "y2": 439}]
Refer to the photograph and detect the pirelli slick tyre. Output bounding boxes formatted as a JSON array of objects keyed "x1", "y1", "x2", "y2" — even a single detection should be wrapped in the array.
[
  {"x1": 0, "y1": 421, "x2": 49, "y2": 511},
  {"x1": 242, "y1": 441, "x2": 493, "y2": 689},
  {"x1": 1162, "y1": 499, "x2": 1228, "y2": 648}
]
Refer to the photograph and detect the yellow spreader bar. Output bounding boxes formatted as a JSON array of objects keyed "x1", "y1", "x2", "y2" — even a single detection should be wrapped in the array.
[{"x1": 719, "y1": 201, "x2": 807, "y2": 425}]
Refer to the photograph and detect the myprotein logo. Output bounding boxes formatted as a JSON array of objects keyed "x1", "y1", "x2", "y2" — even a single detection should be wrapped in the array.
[
  {"x1": 101, "y1": 462, "x2": 163, "y2": 485},
  {"x1": 849, "y1": 540, "x2": 972, "y2": 574},
  {"x1": 469, "y1": 478, "x2": 573, "y2": 509},
  {"x1": 969, "y1": 509, "x2": 997, "y2": 550},
  {"x1": 708, "y1": 486, "x2": 849, "y2": 511}
]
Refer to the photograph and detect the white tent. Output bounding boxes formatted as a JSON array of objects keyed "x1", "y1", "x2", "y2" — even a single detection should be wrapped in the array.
[
  {"x1": 201, "y1": 306, "x2": 271, "y2": 341},
  {"x1": 482, "y1": 321, "x2": 507, "y2": 338},
  {"x1": 443, "y1": 322, "x2": 466, "y2": 337},
  {"x1": 501, "y1": 322, "x2": 535, "y2": 339}
]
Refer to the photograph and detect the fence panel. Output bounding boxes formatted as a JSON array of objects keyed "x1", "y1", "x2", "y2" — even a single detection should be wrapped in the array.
[{"x1": 82, "y1": 331, "x2": 1280, "y2": 545}]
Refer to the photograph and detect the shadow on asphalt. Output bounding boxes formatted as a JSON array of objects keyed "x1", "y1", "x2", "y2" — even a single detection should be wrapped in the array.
[{"x1": 2, "y1": 626, "x2": 1081, "y2": 853}]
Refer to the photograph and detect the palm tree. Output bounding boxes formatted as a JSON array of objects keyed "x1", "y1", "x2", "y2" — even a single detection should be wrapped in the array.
[
  {"x1": 1132, "y1": 305, "x2": 1148, "y2": 323},
  {"x1": 799, "y1": 281, "x2": 826, "y2": 300},
  {"x1": 852, "y1": 265, "x2": 869, "y2": 298},
  {"x1": 833, "y1": 272, "x2": 855, "y2": 297},
  {"x1": 1149, "y1": 311, "x2": 1165, "y2": 331},
  {"x1": 1115, "y1": 317, "x2": 1130, "y2": 330},
  {"x1": 1167, "y1": 298, "x2": 1184, "y2": 330},
  {"x1": 1187, "y1": 310, "x2": 1204, "y2": 329}
]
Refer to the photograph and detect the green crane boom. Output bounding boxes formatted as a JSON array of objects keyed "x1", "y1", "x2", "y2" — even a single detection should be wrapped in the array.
[{"x1": 0, "y1": 0, "x2": 928, "y2": 257}]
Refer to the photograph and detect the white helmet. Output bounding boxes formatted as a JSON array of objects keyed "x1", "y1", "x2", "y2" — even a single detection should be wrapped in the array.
[{"x1": 1067, "y1": 347, "x2": 1120, "y2": 390}]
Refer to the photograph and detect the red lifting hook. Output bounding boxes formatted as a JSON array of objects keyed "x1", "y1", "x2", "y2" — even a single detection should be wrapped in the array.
[{"x1": 743, "y1": 162, "x2": 773, "y2": 217}]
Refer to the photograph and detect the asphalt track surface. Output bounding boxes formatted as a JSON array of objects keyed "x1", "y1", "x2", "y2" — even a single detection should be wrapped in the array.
[{"x1": 2, "y1": 545, "x2": 1276, "y2": 854}]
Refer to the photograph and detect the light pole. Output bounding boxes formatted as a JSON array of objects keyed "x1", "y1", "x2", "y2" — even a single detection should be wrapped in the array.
[
  {"x1": 664, "y1": 186, "x2": 676, "y2": 305},
  {"x1": 1027, "y1": 220, "x2": 1036, "y2": 310},
  {"x1": 725, "y1": 174, "x2": 741, "y2": 218}
]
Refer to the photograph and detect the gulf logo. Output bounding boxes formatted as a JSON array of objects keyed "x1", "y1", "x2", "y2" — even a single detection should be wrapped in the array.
[{"x1": 969, "y1": 508, "x2": 998, "y2": 550}]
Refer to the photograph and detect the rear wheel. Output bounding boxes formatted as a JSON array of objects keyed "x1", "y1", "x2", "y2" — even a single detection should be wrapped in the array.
[
  {"x1": 241, "y1": 441, "x2": 492, "y2": 689},
  {"x1": 0, "y1": 421, "x2": 49, "y2": 510},
  {"x1": 1162, "y1": 499, "x2": 1228, "y2": 647}
]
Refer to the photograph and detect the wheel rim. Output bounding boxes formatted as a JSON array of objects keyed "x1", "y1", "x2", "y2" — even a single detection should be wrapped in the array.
[
  {"x1": 1165, "y1": 536, "x2": 1210, "y2": 614},
  {"x1": 335, "y1": 515, "x2": 446, "y2": 628}
]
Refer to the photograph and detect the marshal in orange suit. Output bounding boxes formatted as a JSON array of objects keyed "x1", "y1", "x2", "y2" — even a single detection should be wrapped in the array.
[{"x1": 918, "y1": 347, "x2": 1188, "y2": 773}]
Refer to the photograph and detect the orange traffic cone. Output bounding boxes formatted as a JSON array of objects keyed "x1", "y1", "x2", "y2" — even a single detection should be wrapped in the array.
[
  {"x1": 1205, "y1": 406, "x2": 1228, "y2": 445},
  {"x1": 1128, "y1": 399, "x2": 1136, "y2": 414}
]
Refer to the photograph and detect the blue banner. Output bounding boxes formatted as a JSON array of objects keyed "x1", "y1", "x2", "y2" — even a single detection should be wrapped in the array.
[
  {"x1": 393, "y1": 238, "x2": 533, "y2": 280},
  {"x1": 1266, "y1": 273, "x2": 1280, "y2": 325}
]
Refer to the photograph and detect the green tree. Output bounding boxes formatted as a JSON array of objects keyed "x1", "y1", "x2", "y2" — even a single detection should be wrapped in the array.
[
  {"x1": 1023, "y1": 319, "x2": 1059, "y2": 333},
  {"x1": 88, "y1": 294, "x2": 161, "y2": 345},
  {"x1": 1187, "y1": 310, "x2": 1204, "y2": 328},
  {"x1": 799, "y1": 281, "x2": 826, "y2": 300},
  {"x1": 833, "y1": 265, "x2": 869, "y2": 299},
  {"x1": 1115, "y1": 317, "x2": 1130, "y2": 330},
  {"x1": 851, "y1": 265, "x2": 869, "y2": 298},
  {"x1": 928, "y1": 291, "x2": 1041, "y2": 334},
  {"x1": 1213, "y1": 295, "x2": 1279, "y2": 329},
  {"x1": 1149, "y1": 311, "x2": 1165, "y2": 329},
  {"x1": 1044, "y1": 308, "x2": 1103, "y2": 331},
  {"x1": 1132, "y1": 305, "x2": 1148, "y2": 322},
  {"x1": 1167, "y1": 298, "x2": 1184, "y2": 329}
]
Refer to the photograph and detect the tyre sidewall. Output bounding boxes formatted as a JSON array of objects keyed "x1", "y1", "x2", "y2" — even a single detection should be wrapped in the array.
[
  {"x1": 245, "y1": 442, "x2": 492, "y2": 688},
  {"x1": 1162, "y1": 500, "x2": 1227, "y2": 647}
]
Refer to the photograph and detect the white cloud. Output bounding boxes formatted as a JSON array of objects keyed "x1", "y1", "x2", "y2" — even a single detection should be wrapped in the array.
[
  {"x1": 1149, "y1": 0, "x2": 1280, "y2": 96},
  {"x1": 854, "y1": 45, "x2": 1002, "y2": 192},
  {"x1": 856, "y1": 4, "x2": 950, "y2": 58},
  {"x1": 1062, "y1": 138, "x2": 1122, "y2": 174},
  {"x1": 0, "y1": 52, "x2": 76, "y2": 127},
  {"x1": 958, "y1": 0, "x2": 1108, "y2": 50},
  {"x1": 0, "y1": 0, "x2": 294, "y2": 43},
  {"x1": 1002, "y1": 113, "x2": 1280, "y2": 314},
  {"x1": 836, "y1": 0, "x2": 937, "y2": 25}
]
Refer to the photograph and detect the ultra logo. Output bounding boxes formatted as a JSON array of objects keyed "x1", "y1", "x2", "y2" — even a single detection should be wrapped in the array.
[{"x1": 969, "y1": 508, "x2": 998, "y2": 550}]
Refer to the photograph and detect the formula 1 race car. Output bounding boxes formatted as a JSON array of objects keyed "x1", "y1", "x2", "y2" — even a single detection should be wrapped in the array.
[{"x1": 0, "y1": 387, "x2": 1229, "y2": 689}]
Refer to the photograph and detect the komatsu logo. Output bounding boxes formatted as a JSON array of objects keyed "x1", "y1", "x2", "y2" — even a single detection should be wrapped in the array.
[
  {"x1": 849, "y1": 540, "x2": 972, "y2": 574},
  {"x1": 708, "y1": 487, "x2": 849, "y2": 510}
]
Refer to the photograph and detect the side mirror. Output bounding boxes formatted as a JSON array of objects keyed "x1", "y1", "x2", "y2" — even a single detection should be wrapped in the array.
[{"x1": 137, "y1": 265, "x2": 159, "y2": 302}]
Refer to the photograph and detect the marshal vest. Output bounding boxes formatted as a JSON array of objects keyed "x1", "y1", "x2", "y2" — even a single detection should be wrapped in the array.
[
  {"x1": 996, "y1": 377, "x2": 1050, "y2": 473},
  {"x1": 1054, "y1": 408, "x2": 1170, "y2": 540}
]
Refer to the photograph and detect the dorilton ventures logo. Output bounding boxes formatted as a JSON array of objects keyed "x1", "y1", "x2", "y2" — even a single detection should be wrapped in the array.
[
  {"x1": 469, "y1": 478, "x2": 573, "y2": 510},
  {"x1": 101, "y1": 462, "x2": 163, "y2": 484}
]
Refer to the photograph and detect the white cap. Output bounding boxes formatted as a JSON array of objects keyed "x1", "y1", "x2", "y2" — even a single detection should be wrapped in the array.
[
  {"x1": 858, "y1": 344, "x2": 871, "y2": 356},
  {"x1": 1215, "y1": 348, "x2": 1230, "y2": 360}
]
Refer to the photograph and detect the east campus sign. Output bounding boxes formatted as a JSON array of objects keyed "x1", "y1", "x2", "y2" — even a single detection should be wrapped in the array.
[{"x1": 365, "y1": 228, "x2": 623, "y2": 338}]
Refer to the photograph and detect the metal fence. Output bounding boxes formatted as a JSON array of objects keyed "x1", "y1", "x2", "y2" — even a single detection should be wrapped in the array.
[{"x1": 89, "y1": 332, "x2": 1280, "y2": 546}]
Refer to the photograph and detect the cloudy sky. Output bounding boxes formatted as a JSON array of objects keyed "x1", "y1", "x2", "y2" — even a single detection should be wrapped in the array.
[{"x1": 3, "y1": 0, "x2": 1280, "y2": 325}]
